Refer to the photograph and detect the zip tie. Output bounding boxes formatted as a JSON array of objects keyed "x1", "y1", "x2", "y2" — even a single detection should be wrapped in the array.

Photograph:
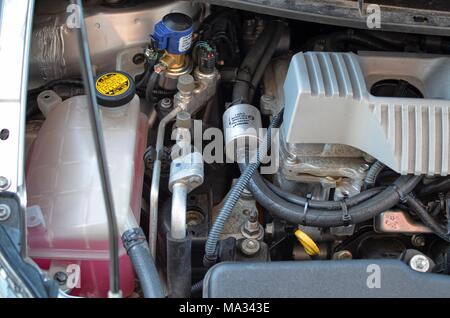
[
  {"x1": 301, "y1": 194, "x2": 312, "y2": 225},
  {"x1": 391, "y1": 184, "x2": 407, "y2": 203},
  {"x1": 340, "y1": 200, "x2": 352, "y2": 225}
]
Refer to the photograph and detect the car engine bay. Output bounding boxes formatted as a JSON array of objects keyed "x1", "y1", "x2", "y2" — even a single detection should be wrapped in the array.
[{"x1": 3, "y1": 0, "x2": 450, "y2": 298}]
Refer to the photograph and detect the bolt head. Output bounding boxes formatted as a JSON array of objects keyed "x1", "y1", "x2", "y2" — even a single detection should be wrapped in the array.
[
  {"x1": 240, "y1": 239, "x2": 260, "y2": 256},
  {"x1": 53, "y1": 271, "x2": 68, "y2": 285},
  {"x1": 0, "y1": 204, "x2": 11, "y2": 221},
  {"x1": 332, "y1": 250, "x2": 352, "y2": 260},
  {"x1": 411, "y1": 235, "x2": 426, "y2": 247},
  {"x1": 160, "y1": 98, "x2": 173, "y2": 109},
  {"x1": 0, "y1": 176, "x2": 10, "y2": 190},
  {"x1": 409, "y1": 254, "x2": 430, "y2": 272}
]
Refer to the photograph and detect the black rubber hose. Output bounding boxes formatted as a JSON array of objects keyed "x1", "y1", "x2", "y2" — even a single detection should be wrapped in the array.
[
  {"x1": 122, "y1": 228, "x2": 165, "y2": 298},
  {"x1": 229, "y1": 24, "x2": 422, "y2": 228},
  {"x1": 364, "y1": 161, "x2": 385, "y2": 189},
  {"x1": 404, "y1": 195, "x2": 450, "y2": 242},
  {"x1": 191, "y1": 279, "x2": 203, "y2": 295},
  {"x1": 28, "y1": 79, "x2": 84, "y2": 95},
  {"x1": 326, "y1": 30, "x2": 399, "y2": 51},
  {"x1": 244, "y1": 169, "x2": 422, "y2": 227},
  {"x1": 418, "y1": 178, "x2": 450, "y2": 197},
  {"x1": 231, "y1": 22, "x2": 277, "y2": 105},
  {"x1": 248, "y1": 22, "x2": 286, "y2": 102},
  {"x1": 145, "y1": 72, "x2": 160, "y2": 105},
  {"x1": 167, "y1": 235, "x2": 192, "y2": 298},
  {"x1": 263, "y1": 176, "x2": 384, "y2": 209}
]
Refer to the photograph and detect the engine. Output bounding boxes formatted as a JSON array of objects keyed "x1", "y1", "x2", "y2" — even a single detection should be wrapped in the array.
[{"x1": 23, "y1": 0, "x2": 450, "y2": 298}]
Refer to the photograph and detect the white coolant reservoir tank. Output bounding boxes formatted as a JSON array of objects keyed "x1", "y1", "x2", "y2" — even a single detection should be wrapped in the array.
[{"x1": 26, "y1": 72, "x2": 147, "y2": 297}]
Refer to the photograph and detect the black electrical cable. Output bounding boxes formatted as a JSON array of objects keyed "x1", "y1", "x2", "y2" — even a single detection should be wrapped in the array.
[
  {"x1": 263, "y1": 177, "x2": 384, "y2": 209},
  {"x1": 326, "y1": 30, "x2": 400, "y2": 51},
  {"x1": 145, "y1": 72, "x2": 160, "y2": 105},
  {"x1": 74, "y1": 0, "x2": 121, "y2": 296},
  {"x1": 204, "y1": 110, "x2": 284, "y2": 266},
  {"x1": 244, "y1": 163, "x2": 422, "y2": 227},
  {"x1": 405, "y1": 195, "x2": 450, "y2": 242},
  {"x1": 28, "y1": 78, "x2": 84, "y2": 95},
  {"x1": 418, "y1": 178, "x2": 450, "y2": 197},
  {"x1": 227, "y1": 21, "x2": 425, "y2": 229}
]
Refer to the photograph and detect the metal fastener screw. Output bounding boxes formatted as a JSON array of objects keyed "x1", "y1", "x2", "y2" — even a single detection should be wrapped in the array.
[
  {"x1": 53, "y1": 271, "x2": 68, "y2": 286},
  {"x1": 242, "y1": 210, "x2": 264, "y2": 240},
  {"x1": 160, "y1": 97, "x2": 173, "y2": 110},
  {"x1": 0, "y1": 176, "x2": 10, "y2": 191},
  {"x1": 0, "y1": 204, "x2": 11, "y2": 222},
  {"x1": 176, "y1": 111, "x2": 192, "y2": 129},
  {"x1": 411, "y1": 235, "x2": 426, "y2": 247},
  {"x1": 332, "y1": 250, "x2": 353, "y2": 260},
  {"x1": 240, "y1": 238, "x2": 260, "y2": 256},
  {"x1": 186, "y1": 210, "x2": 204, "y2": 227},
  {"x1": 248, "y1": 210, "x2": 258, "y2": 222},
  {"x1": 286, "y1": 153, "x2": 297, "y2": 164},
  {"x1": 409, "y1": 254, "x2": 430, "y2": 272}
]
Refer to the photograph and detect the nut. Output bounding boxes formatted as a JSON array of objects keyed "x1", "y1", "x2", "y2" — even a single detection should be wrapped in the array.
[{"x1": 241, "y1": 210, "x2": 264, "y2": 240}]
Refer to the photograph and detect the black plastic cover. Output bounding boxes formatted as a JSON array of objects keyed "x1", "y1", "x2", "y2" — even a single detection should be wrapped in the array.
[{"x1": 203, "y1": 260, "x2": 450, "y2": 298}]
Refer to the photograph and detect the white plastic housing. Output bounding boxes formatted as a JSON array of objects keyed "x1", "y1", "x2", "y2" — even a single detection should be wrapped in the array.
[
  {"x1": 26, "y1": 94, "x2": 146, "y2": 259},
  {"x1": 283, "y1": 52, "x2": 450, "y2": 176}
]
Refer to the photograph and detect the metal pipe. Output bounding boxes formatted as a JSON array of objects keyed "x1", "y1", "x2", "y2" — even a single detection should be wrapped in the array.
[
  {"x1": 149, "y1": 107, "x2": 182, "y2": 257},
  {"x1": 74, "y1": 0, "x2": 121, "y2": 297},
  {"x1": 170, "y1": 183, "x2": 188, "y2": 240}
]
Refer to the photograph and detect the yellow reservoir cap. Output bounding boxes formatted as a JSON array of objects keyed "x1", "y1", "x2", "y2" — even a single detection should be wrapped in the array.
[{"x1": 95, "y1": 71, "x2": 135, "y2": 107}]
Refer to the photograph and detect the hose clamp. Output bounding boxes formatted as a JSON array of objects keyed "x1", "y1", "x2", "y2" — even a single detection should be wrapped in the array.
[{"x1": 122, "y1": 228, "x2": 147, "y2": 252}]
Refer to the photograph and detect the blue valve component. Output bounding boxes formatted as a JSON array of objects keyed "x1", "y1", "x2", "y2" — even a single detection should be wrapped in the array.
[{"x1": 152, "y1": 13, "x2": 193, "y2": 55}]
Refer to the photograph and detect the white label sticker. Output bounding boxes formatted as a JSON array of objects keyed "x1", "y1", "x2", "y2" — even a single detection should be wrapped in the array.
[{"x1": 178, "y1": 33, "x2": 192, "y2": 52}]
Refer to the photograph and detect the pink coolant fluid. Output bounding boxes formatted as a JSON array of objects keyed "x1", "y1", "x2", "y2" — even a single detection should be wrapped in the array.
[{"x1": 26, "y1": 94, "x2": 148, "y2": 298}]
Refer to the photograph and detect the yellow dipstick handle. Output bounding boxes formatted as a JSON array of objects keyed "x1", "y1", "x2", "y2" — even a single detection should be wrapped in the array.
[{"x1": 294, "y1": 229, "x2": 320, "y2": 256}]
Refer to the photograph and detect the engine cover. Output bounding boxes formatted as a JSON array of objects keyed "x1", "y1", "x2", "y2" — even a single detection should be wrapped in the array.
[{"x1": 283, "y1": 52, "x2": 450, "y2": 176}]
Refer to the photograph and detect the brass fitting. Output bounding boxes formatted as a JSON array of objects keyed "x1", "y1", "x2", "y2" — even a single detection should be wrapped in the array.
[{"x1": 159, "y1": 51, "x2": 187, "y2": 72}]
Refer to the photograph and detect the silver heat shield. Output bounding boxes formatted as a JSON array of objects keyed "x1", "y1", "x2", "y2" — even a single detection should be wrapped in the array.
[{"x1": 283, "y1": 51, "x2": 450, "y2": 176}]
